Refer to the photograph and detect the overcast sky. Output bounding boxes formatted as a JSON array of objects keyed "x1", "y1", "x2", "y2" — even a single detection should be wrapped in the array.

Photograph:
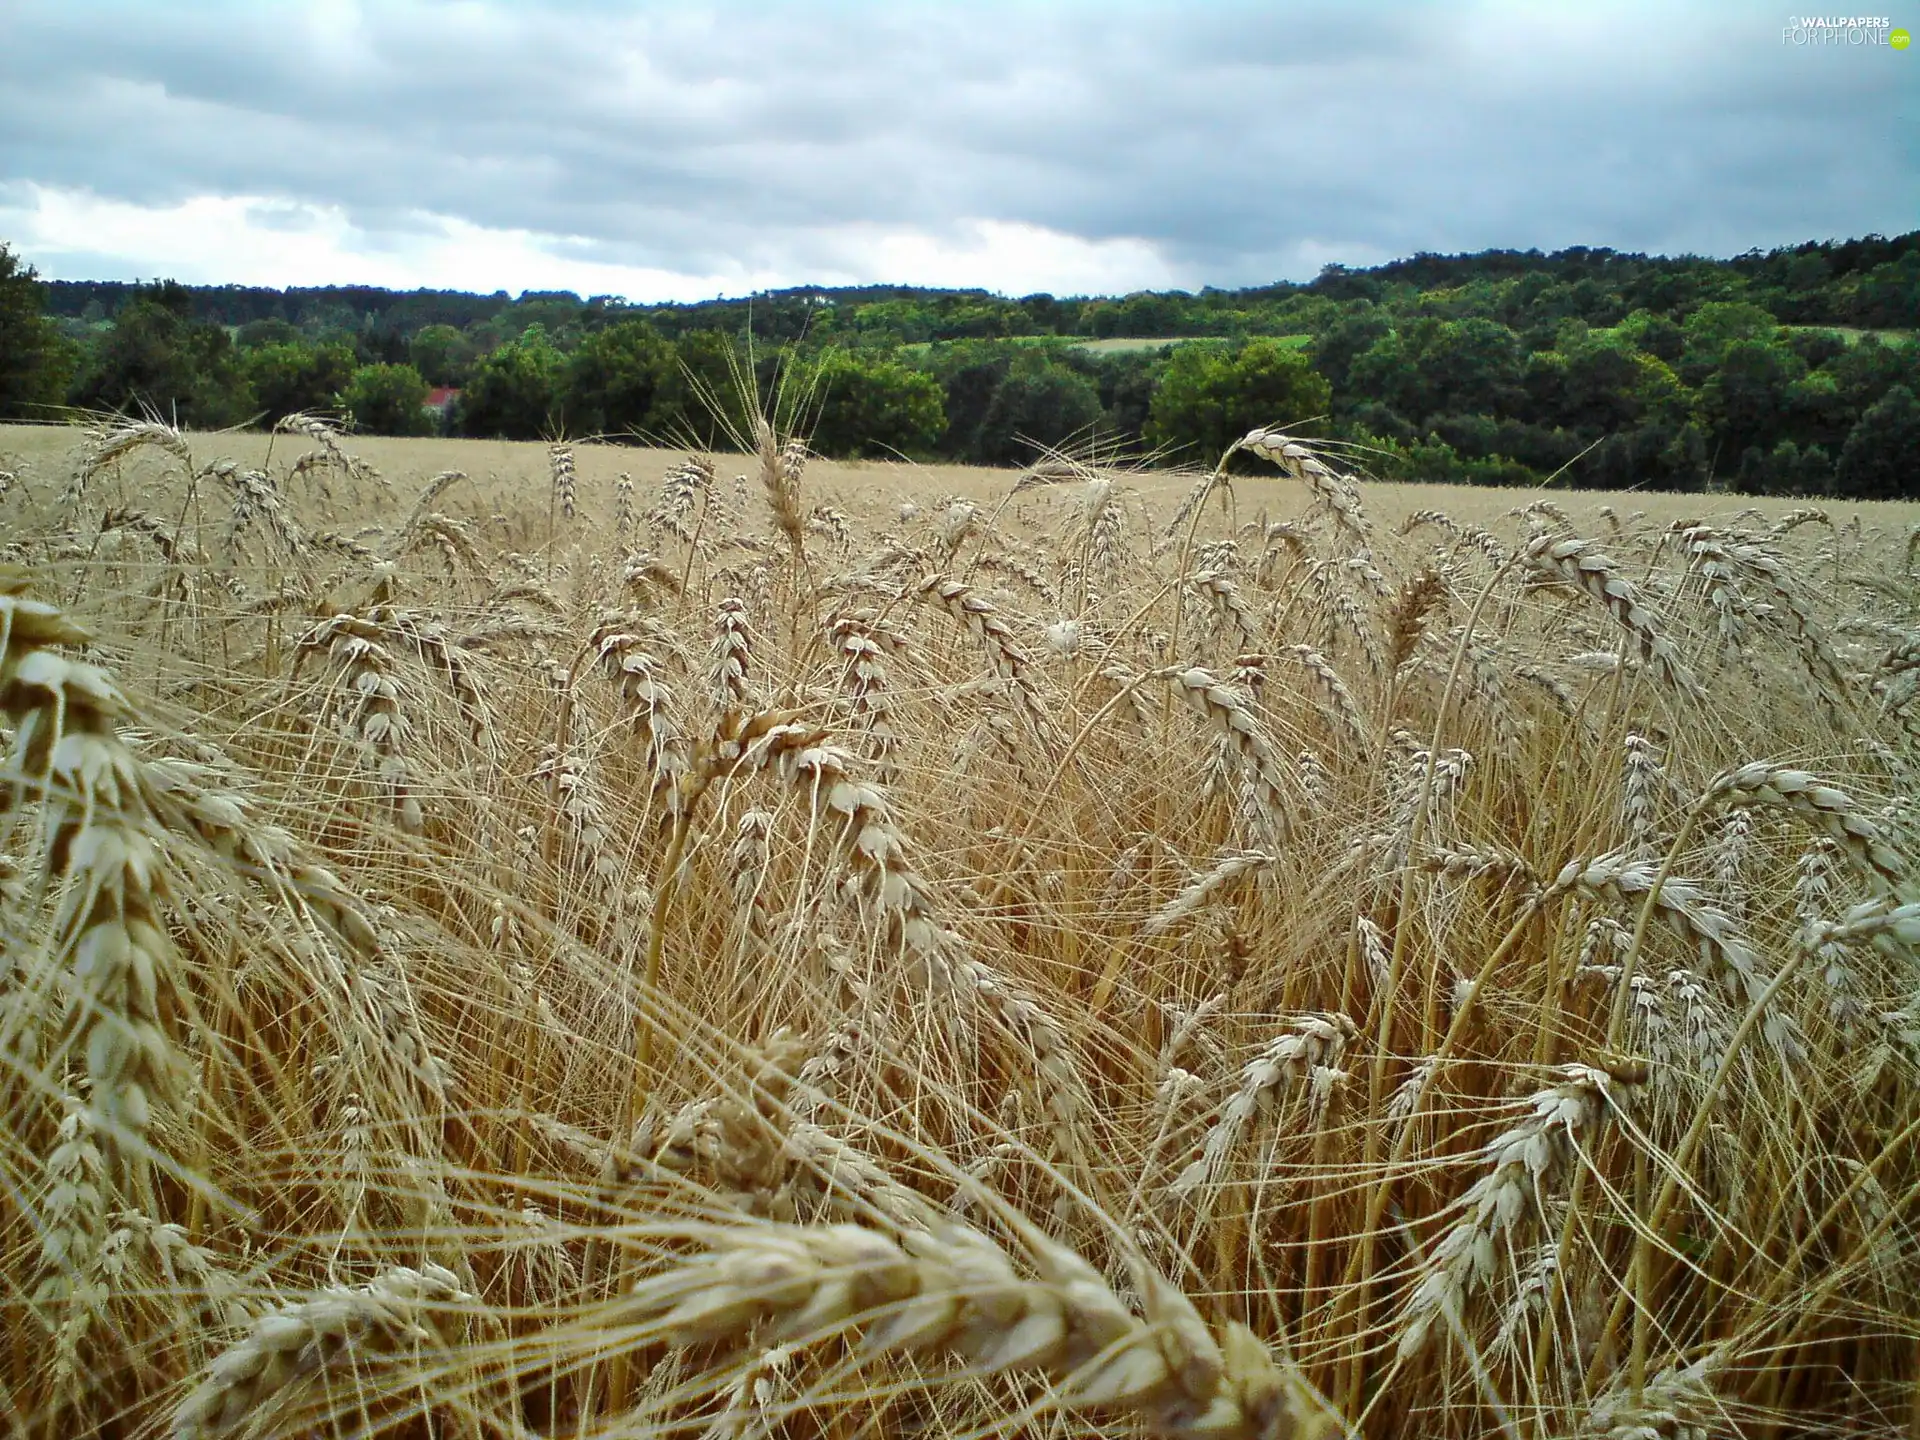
[{"x1": 2, "y1": 1, "x2": 1914, "y2": 301}]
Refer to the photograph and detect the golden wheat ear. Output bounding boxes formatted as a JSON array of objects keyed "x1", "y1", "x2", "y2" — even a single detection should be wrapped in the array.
[
  {"x1": 2, "y1": 583, "x2": 185, "y2": 1169},
  {"x1": 623, "y1": 1218, "x2": 1335, "y2": 1440}
]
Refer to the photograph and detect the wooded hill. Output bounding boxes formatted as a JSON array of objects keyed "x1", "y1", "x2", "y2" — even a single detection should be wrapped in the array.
[{"x1": 5, "y1": 232, "x2": 1917, "y2": 496}]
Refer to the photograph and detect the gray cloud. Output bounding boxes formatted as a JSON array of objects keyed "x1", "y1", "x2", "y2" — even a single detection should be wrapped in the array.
[{"x1": 2, "y1": 0, "x2": 1913, "y2": 296}]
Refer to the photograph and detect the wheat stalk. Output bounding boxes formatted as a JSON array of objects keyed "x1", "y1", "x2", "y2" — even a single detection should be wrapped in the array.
[
  {"x1": 1710, "y1": 761, "x2": 1907, "y2": 887},
  {"x1": 624, "y1": 1218, "x2": 1333, "y2": 1440},
  {"x1": 1398, "y1": 1063, "x2": 1635, "y2": 1358},
  {"x1": 1523, "y1": 533, "x2": 1700, "y2": 698},
  {"x1": 1, "y1": 579, "x2": 188, "y2": 1161},
  {"x1": 172, "y1": 1264, "x2": 471, "y2": 1440},
  {"x1": 549, "y1": 442, "x2": 577, "y2": 521}
]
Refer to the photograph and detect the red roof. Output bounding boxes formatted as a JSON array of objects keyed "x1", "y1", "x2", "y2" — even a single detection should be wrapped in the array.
[{"x1": 424, "y1": 387, "x2": 460, "y2": 408}]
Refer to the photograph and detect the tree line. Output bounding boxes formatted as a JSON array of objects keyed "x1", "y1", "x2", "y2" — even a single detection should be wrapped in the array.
[{"x1": 2, "y1": 232, "x2": 1916, "y2": 497}]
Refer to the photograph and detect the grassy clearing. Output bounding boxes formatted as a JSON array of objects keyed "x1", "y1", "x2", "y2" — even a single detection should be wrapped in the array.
[
  {"x1": 1071, "y1": 334, "x2": 1313, "y2": 354},
  {"x1": 1, "y1": 414, "x2": 1918, "y2": 1439},
  {"x1": 1781, "y1": 324, "x2": 1916, "y2": 346},
  {"x1": 841, "y1": 332, "x2": 1308, "y2": 362}
]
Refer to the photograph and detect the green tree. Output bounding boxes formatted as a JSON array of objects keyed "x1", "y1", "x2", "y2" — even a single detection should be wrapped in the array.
[
  {"x1": 923, "y1": 341, "x2": 1013, "y2": 460},
  {"x1": 1556, "y1": 340, "x2": 1651, "y2": 432},
  {"x1": 1782, "y1": 369, "x2": 1849, "y2": 451},
  {"x1": 1349, "y1": 329, "x2": 1430, "y2": 423},
  {"x1": 1694, "y1": 338, "x2": 1806, "y2": 459},
  {"x1": 971, "y1": 353, "x2": 1104, "y2": 466},
  {"x1": 648, "y1": 330, "x2": 753, "y2": 444},
  {"x1": 806, "y1": 352, "x2": 946, "y2": 459},
  {"x1": 1844, "y1": 251, "x2": 1920, "y2": 328},
  {"x1": 1423, "y1": 318, "x2": 1526, "y2": 416},
  {"x1": 1347, "y1": 318, "x2": 1523, "y2": 426},
  {"x1": 1145, "y1": 338, "x2": 1332, "y2": 463},
  {"x1": 1527, "y1": 336, "x2": 1686, "y2": 437},
  {"x1": 70, "y1": 285, "x2": 250, "y2": 428},
  {"x1": 564, "y1": 321, "x2": 676, "y2": 437},
  {"x1": 849, "y1": 300, "x2": 937, "y2": 344},
  {"x1": 1735, "y1": 439, "x2": 1835, "y2": 496},
  {"x1": 1106, "y1": 292, "x2": 1191, "y2": 338},
  {"x1": 242, "y1": 342, "x2": 356, "y2": 424},
  {"x1": 457, "y1": 328, "x2": 565, "y2": 439},
  {"x1": 1309, "y1": 308, "x2": 1391, "y2": 398},
  {"x1": 1826, "y1": 335, "x2": 1920, "y2": 418},
  {"x1": 1612, "y1": 309, "x2": 1684, "y2": 363},
  {"x1": 1018, "y1": 293, "x2": 1080, "y2": 335},
  {"x1": 0, "y1": 243, "x2": 73, "y2": 420},
  {"x1": 236, "y1": 317, "x2": 301, "y2": 350},
  {"x1": 339, "y1": 363, "x2": 432, "y2": 436},
  {"x1": 1094, "y1": 350, "x2": 1166, "y2": 452},
  {"x1": 1834, "y1": 384, "x2": 1920, "y2": 500},
  {"x1": 1678, "y1": 301, "x2": 1778, "y2": 383},
  {"x1": 1783, "y1": 328, "x2": 1848, "y2": 371},
  {"x1": 409, "y1": 324, "x2": 476, "y2": 387}
]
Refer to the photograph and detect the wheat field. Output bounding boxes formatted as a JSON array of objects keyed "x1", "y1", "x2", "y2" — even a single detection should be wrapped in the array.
[{"x1": 1, "y1": 413, "x2": 1917, "y2": 1440}]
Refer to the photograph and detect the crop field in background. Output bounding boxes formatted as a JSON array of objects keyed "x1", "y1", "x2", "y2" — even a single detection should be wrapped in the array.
[
  {"x1": 1779, "y1": 326, "x2": 1916, "y2": 347},
  {"x1": 1, "y1": 412, "x2": 1918, "y2": 1440},
  {"x1": 7, "y1": 421, "x2": 1909, "y2": 535},
  {"x1": 1068, "y1": 336, "x2": 1315, "y2": 355}
]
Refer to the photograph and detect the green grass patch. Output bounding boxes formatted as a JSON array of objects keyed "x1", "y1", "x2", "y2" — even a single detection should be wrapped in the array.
[
  {"x1": 1071, "y1": 333, "x2": 1312, "y2": 354},
  {"x1": 1781, "y1": 324, "x2": 1915, "y2": 346}
]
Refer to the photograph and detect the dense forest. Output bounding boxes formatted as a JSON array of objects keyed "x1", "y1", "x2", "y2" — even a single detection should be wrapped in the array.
[{"x1": 3, "y1": 231, "x2": 1917, "y2": 496}]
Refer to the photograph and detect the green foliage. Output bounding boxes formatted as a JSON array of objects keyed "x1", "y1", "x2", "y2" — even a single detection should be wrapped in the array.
[
  {"x1": 564, "y1": 322, "x2": 676, "y2": 438},
  {"x1": 1551, "y1": 338, "x2": 1678, "y2": 432},
  {"x1": 1145, "y1": 339, "x2": 1332, "y2": 462},
  {"x1": 1678, "y1": 301, "x2": 1781, "y2": 382},
  {"x1": 1348, "y1": 317, "x2": 1523, "y2": 425},
  {"x1": 456, "y1": 328, "x2": 566, "y2": 439},
  {"x1": 408, "y1": 324, "x2": 476, "y2": 387},
  {"x1": 1611, "y1": 309, "x2": 1685, "y2": 363},
  {"x1": 971, "y1": 353, "x2": 1103, "y2": 465},
  {"x1": 647, "y1": 330, "x2": 753, "y2": 445},
  {"x1": 1841, "y1": 250, "x2": 1920, "y2": 328},
  {"x1": 1310, "y1": 308, "x2": 1392, "y2": 396},
  {"x1": 339, "y1": 363, "x2": 433, "y2": 436},
  {"x1": 1736, "y1": 438, "x2": 1834, "y2": 495},
  {"x1": 806, "y1": 352, "x2": 946, "y2": 459},
  {"x1": 235, "y1": 318, "x2": 301, "y2": 350},
  {"x1": 1694, "y1": 339, "x2": 1807, "y2": 459},
  {"x1": 468, "y1": 295, "x2": 592, "y2": 355},
  {"x1": 1834, "y1": 383, "x2": 1920, "y2": 500},
  {"x1": 1082, "y1": 292, "x2": 1192, "y2": 339},
  {"x1": 69, "y1": 285, "x2": 250, "y2": 429},
  {"x1": 1781, "y1": 369, "x2": 1847, "y2": 451},
  {"x1": 0, "y1": 243, "x2": 73, "y2": 420},
  {"x1": 1825, "y1": 335, "x2": 1920, "y2": 417},
  {"x1": 1400, "y1": 437, "x2": 1539, "y2": 487},
  {"x1": 17, "y1": 228, "x2": 1918, "y2": 494},
  {"x1": 912, "y1": 343, "x2": 1117, "y2": 464},
  {"x1": 242, "y1": 342, "x2": 357, "y2": 424},
  {"x1": 1783, "y1": 327, "x2": 1849, "y2": 371},
  {"x1": 1093, "y1": 351, "x2": 1165, "y2": 451},
  {"x1": 921, "y1": 341, "x2": 1014, "y2": 463}
]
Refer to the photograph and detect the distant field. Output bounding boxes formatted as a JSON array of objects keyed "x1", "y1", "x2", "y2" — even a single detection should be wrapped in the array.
[
  {"x1": 880, "y1": 333, "x2": 1308, "y2": 359},
  {"x1": 6, "y1": 421, "x2": 1915, "y2": 536},
  {"x1": 1071, "y1": 335, "x2": 1207, "y2": 353},
  {"x1": 1782, "y1": 323, "x2": 1914, "y2": 345},
  {"x1": 1070, "y1": 334, "x2": 1313, "y2": 354}
]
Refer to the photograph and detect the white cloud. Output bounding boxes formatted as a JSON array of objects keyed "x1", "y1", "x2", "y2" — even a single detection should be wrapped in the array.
[
  {"x1": 0, "y1": 0, "x2": 1911, "y2": 296},
  {"x1": 851, "y1": 221, "x2": 1189, "y2": 296},
  {"x1": 1, "y1": 182, "x2": 1195, "y2": 300}
]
